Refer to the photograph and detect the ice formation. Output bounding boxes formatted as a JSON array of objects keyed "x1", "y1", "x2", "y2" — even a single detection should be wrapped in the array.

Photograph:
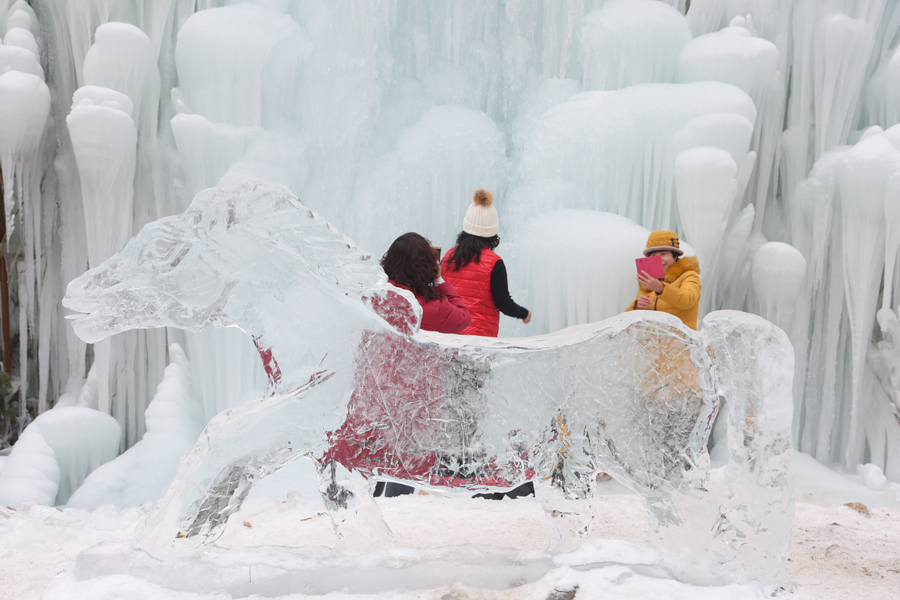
[
  {"x1": 0, "y1": 405, "x2": 120, "y2": 507},
  {"x1": 0, "y1": 0, "x2": 898, "y2": 590},
  {"x1": 63, "y1": 180, "x2": 794, "y2": 589},
  {"x1": 65, "y1": 343, "x2": 204, "y2": 510}
]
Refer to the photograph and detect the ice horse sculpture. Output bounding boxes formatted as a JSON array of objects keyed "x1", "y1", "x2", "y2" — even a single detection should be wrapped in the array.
[{"x1": 64, "y1": 179, "x2": 793, "y2": 589}]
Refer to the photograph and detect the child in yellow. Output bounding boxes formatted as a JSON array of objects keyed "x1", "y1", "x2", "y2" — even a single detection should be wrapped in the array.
[{"x1": 626, "y1": 230, "x2": 701, "y2": 330}]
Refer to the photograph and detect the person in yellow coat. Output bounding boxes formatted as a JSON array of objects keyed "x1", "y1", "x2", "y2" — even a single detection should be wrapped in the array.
[{"x1": 626, "y1": 230, "x2": 701, "y2": 330}]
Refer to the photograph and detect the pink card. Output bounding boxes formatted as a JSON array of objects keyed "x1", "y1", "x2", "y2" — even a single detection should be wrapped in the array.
[{"x1": 636, "y1": 255, "x2": 665, "y2": 279}]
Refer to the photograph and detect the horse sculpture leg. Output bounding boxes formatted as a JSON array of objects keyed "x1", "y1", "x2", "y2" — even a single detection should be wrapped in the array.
[
  {"x1": 316, "y1": 459, "x2": 394, "y2": 551},
  {"x1": 132, "y1": 370, "x2": 392, "y2": 559},
  {"x1": 702, "y1": 312, "x2": 794, "y2": 590},
  {"x1": 533, "y1": 411, "x2": 597, "y2": 551}
]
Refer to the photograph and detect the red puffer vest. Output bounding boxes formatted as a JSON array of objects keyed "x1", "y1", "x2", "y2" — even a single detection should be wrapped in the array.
[{"x1": 442, "y1": 247, "x2": 501, "y2": 337}]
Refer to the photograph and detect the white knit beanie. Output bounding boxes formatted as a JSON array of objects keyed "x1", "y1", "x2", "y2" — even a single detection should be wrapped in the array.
[{"x1": 463, "y1": 189, "x2": 499, "y2": 237}]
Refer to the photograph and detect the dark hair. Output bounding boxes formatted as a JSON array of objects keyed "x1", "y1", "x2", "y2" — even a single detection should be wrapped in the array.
[
  {"x1": 445, "y1": 231, "x2": 500, "y2": 272},
  {"x1": 381, "y1": 232, "x2": 441, "y2": 300}
]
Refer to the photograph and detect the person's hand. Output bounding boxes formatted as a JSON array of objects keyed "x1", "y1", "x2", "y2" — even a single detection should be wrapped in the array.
[
  {"x1": 636, "y1": 295, "x2": 653, "y2": 310},
  {"x1": 636, "y1": 270, "x2": 664, "y2": 294},
  {"x1": 523, "y1": 311, "x2": 532, "y2": 324}
]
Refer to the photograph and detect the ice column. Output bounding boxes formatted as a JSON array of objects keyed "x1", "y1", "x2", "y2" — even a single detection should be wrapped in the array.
[
  {"x1": 674, "y1": 146, "x2": 737, "y2": 315},
  {"x1": 0, "y1": 71, "x2": 48, "y2": 241},
  {"x1": 863, "y1": 45, "x2": 900, "y2": 129},
  {"x1": 675, "y1": 19, "x2": 782, "y2": 230},
  {"x1": 66, "y1": 86, "x2": 137, "y2": 268},
  {"x1": 751, "y1": 241, "x2": 807, "y2": 332},
  {"x1": 0, "y1": 68, "x2": 50, "y2": 412},
  {"x1": 784, "y1": 4, "x2": 876, "y2": 175},
  {"x1": 787, "y1": 149, "x2": 850, "y2": 463},
  {"x1": 71, "y1": 23, "x2": 165, "y2": 440},
  {"x1": 837, "y1": 131, "x2": 900, "y2": 465},
  {"x1": 82, "y1": 22, "x2": 159, "y2": 222}
]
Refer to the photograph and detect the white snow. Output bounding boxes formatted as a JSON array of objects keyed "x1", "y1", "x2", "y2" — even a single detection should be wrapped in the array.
[{"x1": 1, "y1": 454, "x2": 898, "y2": 600}]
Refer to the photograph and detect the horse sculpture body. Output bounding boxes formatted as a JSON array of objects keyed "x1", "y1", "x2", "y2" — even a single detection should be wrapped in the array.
[{"x1": 64, "y1": 180, "x2": 793, "y2": 589}]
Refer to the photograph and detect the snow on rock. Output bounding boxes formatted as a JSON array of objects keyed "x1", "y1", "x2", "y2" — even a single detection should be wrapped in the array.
[
  {"x1": 0, "y1": 407, "x2": 121, "y2": 507},
  {"x1": 66, "y1": 344, "x2": 204, "y2": 511}
]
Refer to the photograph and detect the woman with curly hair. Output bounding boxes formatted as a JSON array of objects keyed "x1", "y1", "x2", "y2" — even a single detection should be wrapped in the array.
[
  {"x1": 382, "y1": 232, "x2": 471, "y2": 334},
  {"x1": 441, "y1": 189, "x2": 531, "y2": 337}
]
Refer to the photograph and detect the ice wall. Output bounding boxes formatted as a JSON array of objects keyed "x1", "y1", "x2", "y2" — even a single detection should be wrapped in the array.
[{"x1": 3, "y1": 0, "x2": 900, "y2": 501}]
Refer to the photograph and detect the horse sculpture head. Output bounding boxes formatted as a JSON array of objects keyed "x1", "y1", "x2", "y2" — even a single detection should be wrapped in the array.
[{"x1": 64, "y1": 179, "x2": 419, "y2": 346}]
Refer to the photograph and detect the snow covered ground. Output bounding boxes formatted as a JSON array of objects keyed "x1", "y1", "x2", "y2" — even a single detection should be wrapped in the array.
[{"x1": 2, "y1": 452, "x2": 897, "y2": 600}]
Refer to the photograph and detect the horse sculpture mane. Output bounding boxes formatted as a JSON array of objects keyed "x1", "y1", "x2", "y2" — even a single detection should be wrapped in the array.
[{"x1": 63, "y1": 179, "x2": 794, "y2": 590}]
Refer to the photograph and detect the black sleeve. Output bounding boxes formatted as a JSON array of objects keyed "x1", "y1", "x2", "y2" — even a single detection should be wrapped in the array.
[{"x1": 490, "y1": 260, "x2": 529, "y2": 319}]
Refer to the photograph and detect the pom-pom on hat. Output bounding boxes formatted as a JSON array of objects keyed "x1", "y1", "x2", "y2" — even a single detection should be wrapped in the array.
[
  {"x1": 463, "y1": 189, "x2": 499, "y2": 237},
  {"x1": 643, "y1": 230, "x2": 683, "y2": 257}
]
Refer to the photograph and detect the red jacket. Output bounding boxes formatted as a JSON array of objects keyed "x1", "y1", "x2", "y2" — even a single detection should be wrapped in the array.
[
  {"x1": 389, "y1": 280, "x2": 470, "y2": 334},
  {"x1": 441, "y1": 248, "x2": 501, "y2": 337}
]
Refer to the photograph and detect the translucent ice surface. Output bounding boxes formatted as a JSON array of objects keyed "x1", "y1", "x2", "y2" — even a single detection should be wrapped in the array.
[{"x1": 64, "y1": 181, "x2": 794, "y2": 590}]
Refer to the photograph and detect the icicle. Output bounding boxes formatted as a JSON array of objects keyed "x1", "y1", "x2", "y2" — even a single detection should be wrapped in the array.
[
  {"x1": 837, "y1": 133, "x2": 900, "y2": 466},
  {"x1": 751, "y1": 241, "x2": 807, "y2": 330},
  {"x1": 16, "y1": 261, "x2": 26, "y2": 433},
  {"x1": 674, "y1": 146, "x2": 737, "y2": 317},
  {"x1": 0, "y1": 70, "x2": 50, "y2": 242},
  {"x1": 66, "y1": 86, "x2": 137, "y2": 268}
]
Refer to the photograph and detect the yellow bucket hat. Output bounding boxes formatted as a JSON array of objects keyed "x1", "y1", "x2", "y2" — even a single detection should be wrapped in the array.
[{"x1": 643, "y1": 230, "x2": 683, "y2": 257}]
